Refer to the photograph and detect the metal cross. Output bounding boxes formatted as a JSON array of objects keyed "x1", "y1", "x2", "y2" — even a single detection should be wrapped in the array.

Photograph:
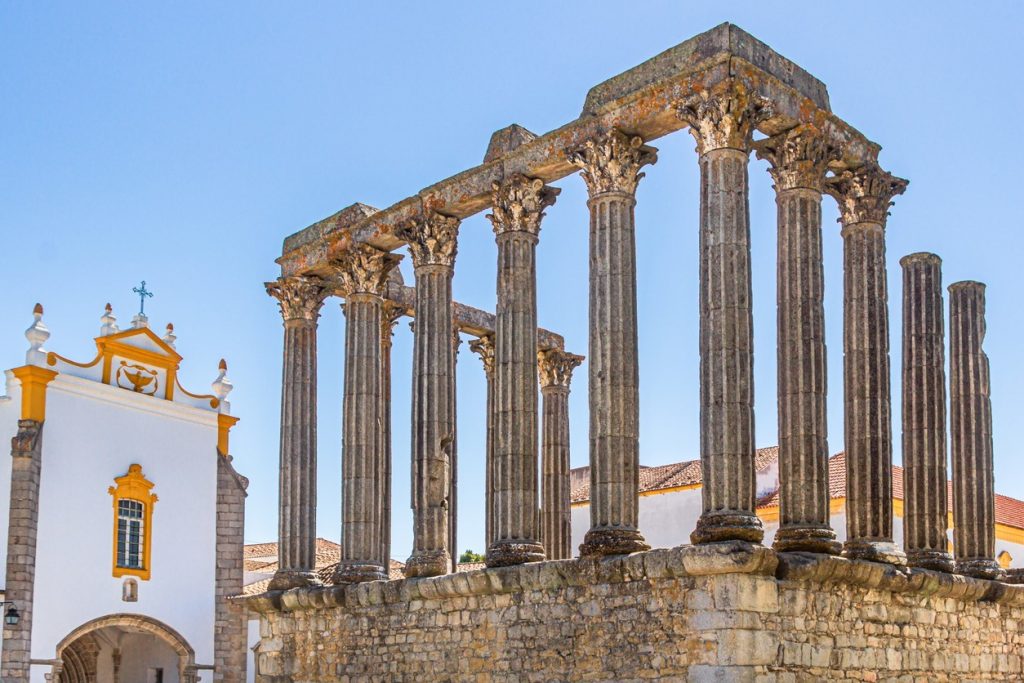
[{"x1": 132, "y1": 281, "x2": 154, "y2": 315}]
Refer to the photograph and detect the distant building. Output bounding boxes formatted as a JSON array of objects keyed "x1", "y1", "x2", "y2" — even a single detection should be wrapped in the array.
[
  {"x1": 570, "y1": 447, "x2": 1024, "y2": 568},
  {"x1": 0, "y1": 304, "x2": 247, "y2": 683}
]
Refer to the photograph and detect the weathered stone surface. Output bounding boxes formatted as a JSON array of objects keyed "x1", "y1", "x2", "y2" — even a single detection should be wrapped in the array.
[
  {"x1": 680, "y1": 81, "x2": 765, "y2": 545},
  {"x1": 265, "y1": 276, "x2": 330, "y2": 590},
  {"x1": 249, "y1": 547, "x2": 1024, "y2": 682},
  {"x1": 949, "y1": 281, "x2": 1004, "y2": 580},
  {"x1": 825, "y1": 163, "x2": 908, "y2": 566},
  {"x1": 756, "y1": 125, "x2": 840, "y2": 555},
  {"x1": 538, "y1": 349, "x2": 583, "y2": 561},
  {"x1": 901, "y1": 253, "x2": 954, "y2": 573},
  {"x1": 214, "y1": 455, "x2": 249, "y2": 682},
  {"x1": 568, "y1": 129, "x2": 654, "y2": 558}
]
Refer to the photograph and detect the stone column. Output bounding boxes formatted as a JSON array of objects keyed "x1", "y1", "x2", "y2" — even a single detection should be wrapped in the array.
[
  {"x1": 469, "y1": 334, "x2": 496, "y2": 548},
  {"x1": 264, "y1": 276, "x2": 329, "y2": 589},
  {"x1": 450, "y1": 326, "x2": 462, "y2": 572},
  {"x1": 379, "y1": 301, "x2": 404, "y2": 573},
  {"x1": 331, "y1": 244, "x2": 402, "y2": 583},
  {"x1": 538, "y1": 348, "x2": 584, "y2": 560},
  {"x1": 1, "y1": 420, "x2": 44, "y2": 683},
  {"x1": 900, "y1": 253, "x2": 954, "y2": 572},
  {"x1": 677, "y1": 80, "x2": 771, "y2": 545},
  {"x1": 396, "y1": 212, "x2": 461, "y2": 577},
  {"x1": 485, "y1": 173, "x2": 559, "y2": 567},
  {"x1": 824, "y1": 162, "x2": 908, "y2": 564},
  {"x1": 213, "y1": 455, "x2": 249, "y2": 681},
  {"x1": 949, "y1": 281, "x2": 1003, "y2": 579},
  {"x1": 567, "y1": 129, "x2": 655, "y2": 557},
  {"x1": 754, "y1": 125, "x2": 840, "y2": 554}
]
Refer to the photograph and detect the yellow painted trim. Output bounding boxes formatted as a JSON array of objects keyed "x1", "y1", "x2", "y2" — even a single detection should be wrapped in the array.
[
  {"x1": 757, "y1": 499, "x2": 845, "y2": 524},
  {"x1": 11, "y1": 366, "x2": 58, "y2": 421},
  {"x1": 108, "y1": 464, "x2": 157, "y2": 581},
  {"x1": 995, "y1": 523, "x2": 1024, "y2": 545},
  {"x1": 571, "y1": 482, "x2": 702, "y2": 508},
  {"x1": 998, "y1": 550, "x2": 1013, "y2": 569},
  {"x1": 217, "y1": 414, "x2": 240, "y2": 457},
  {"x1": 46, "y1": 350, "x2": 102, "y2": 370}
]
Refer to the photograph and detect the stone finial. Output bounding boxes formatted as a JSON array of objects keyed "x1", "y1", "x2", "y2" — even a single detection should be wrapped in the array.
[
  {"x1": 537, "y1": 348, "x2": 584, "y2": 389},
  {"x1": 100, "y1": 303, "x2": 120, "y2": 337},
  {"x1": 212, "y1": 358, "x2": 233, "y2": 414},
  {"x1": 566, "y1": 129, "x2": 657, "y2": 197},
  {"x1": 162, "y1": 322, "x2": 177, "y2": 349},
  {"x1": 468, "y1": 335, "x2": 495, "y2": 377},
  {"x1": 824, "y1": 162, "x2": 908, "y2": 226},
  {"x1": 754, "y1": 125, "x2": 840, "y2": 192},
  {"x1": 676, "y1": 79, "x2": 774, "y2": 155},
  {"x1": 25, "y1": 303, "x2": 50, "y2": 367},
  {"x1": 266, "y1": 275, "x2": 330, "y2": 323},
  {"x1": 328, "y1": 243, "x2": 402, "y2": 298},
  {"x1": 395, "y1": 211, "x2": 461, "y2": 269},
  {"x1": 487, "y1": 174, "x2": 560, "y2": 237},
  {"x1": 483, "y1": 124, "x2": 538, "y2": 163},
  {"x1": 131, "y1": 312, "x2": 149, "y2": 329}
]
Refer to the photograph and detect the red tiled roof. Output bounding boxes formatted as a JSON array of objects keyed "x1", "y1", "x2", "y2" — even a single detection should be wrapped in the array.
[{"x1": 572, "y1": 448, "x2": 1024, "y2": 531}]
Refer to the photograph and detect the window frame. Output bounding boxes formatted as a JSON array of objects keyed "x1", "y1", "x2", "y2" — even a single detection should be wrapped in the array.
[{"x1": 108, "y1": 464, "x2": 157, "y2": 580}]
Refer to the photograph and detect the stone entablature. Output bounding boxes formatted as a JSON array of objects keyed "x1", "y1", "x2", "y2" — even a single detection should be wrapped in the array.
[{"x1": 247, "y1": 543, "x2": 1024, "y2": 681}]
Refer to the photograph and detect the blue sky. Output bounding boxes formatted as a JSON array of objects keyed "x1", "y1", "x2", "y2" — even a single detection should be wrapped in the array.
[{"x1": 3, "y1": 3, "x2": 1022, "y2": 558}]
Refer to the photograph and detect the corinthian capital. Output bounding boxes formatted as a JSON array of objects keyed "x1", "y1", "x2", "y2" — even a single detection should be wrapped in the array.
[
  {"x1": 676, "y1": 80, "x2": 774, "y2": 155},
  {"x1": 394, "y1": 211, "x2": 461, "y2": 268},
  {"x1": 487, "y1": 174, "x2": 560, "y2": 237},
  {"x1": 266, "y1": 275, "x2": 330, "y2": 323},
  {"x1": 824, "y1": 163, "x2": 909, "y2": 226},
  {"x1": 328, "y1": 243, "x2": 402, "y2": 298},
  {"x1": 468, "y1": 335, "x2": 495, "y2": 378},
  {"x1": 754, "y1": 125, "x2": 840, "y2": 192},
  {"x1": 538, "y1": 348, "x2": 584, "y2": 390},
  {"x1": 566, "y1": 129, "x2": 657, "y2": 198}
]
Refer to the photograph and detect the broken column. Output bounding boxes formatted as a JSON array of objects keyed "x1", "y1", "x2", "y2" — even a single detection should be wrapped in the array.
[
  {"x1": 486, "y1": 174, "x2": 558, "y2": 567},
  {"x1": 825, "y1": 162, "x2": 908, "y2": 565},
  {"x1": 396, "y1": 212, "x2": 461, "y2": 577},
  {"x1": 568, "y1": 128, "x2": 655, "y2": 556},
  {"x1": 678, "y1": 80, "x2": 770, "y2": 545},
  {"x1": 949, "y1": 280, "x2": 1004, "y2": 579},
  {"x1": 900, "y1": 253, "x2": 954, "y2": 572}
]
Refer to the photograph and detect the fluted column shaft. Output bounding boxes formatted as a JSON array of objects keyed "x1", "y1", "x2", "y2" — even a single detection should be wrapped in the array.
[
  {"x1": 949, "y1": 281, "x2": 1003, "y2": 579},
  {"x1": 677, "y1": 83, "x2": 774, "y2": 545},
  {"x1": 756, "y1": 127, "x2": 839, "y2": 554},
  {"x1": 539, "y1": 349, "x2": 583, "y2": 560},
  {"x1": 379, "y1": 302, "x2": 403, "y2": 573},
  {"x1": 568, "y1": 129, "x2": 655, "y2": 556},
  {"x1": 450, "y1": 329, "x2": 461, "y2": 572},
  {"x1": 469, "y1": 336, "x2": 496, "y2": 549},
  {"x1": 486, "y1": 174, "x2": 558, "y2": 567},
  {"x1": 901, "y1": 254, "x2": 954, "y2": 572},
  {"x1": 266, "y1": 277, "x2": 328, "y2": 590},
  {"x1": 397, "y1": 213, "x2": 460, "y2": 578},
  {"x1": 332, "y1": 245, "x2": 401, "y2": 584},
  {"x1": 826, "y1": 163, "x2": 908, "y2": 565}
]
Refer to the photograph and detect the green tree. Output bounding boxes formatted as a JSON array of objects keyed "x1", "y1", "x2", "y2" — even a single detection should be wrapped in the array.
[{"x1": 459, "y1": 549, "x2": 485, "y2": 563}]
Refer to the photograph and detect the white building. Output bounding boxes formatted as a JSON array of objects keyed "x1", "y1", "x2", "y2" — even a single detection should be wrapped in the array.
[
  {"x1": 0, "y1": 304, "x2": 248, "y2": 683},
  {"x1": 570, "y1": 447, "x2": 1024, "y2": 569}
]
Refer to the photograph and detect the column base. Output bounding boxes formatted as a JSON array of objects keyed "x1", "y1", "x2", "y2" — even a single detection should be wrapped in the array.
[
  {"x1": 579, "y1": 527, "x2": 650, "y2": 558},
  {"x1": 956, "y1": 558, "x2": 1006, "y2": 580},
  {"x1": 843, "y1": 539, "x2": 907, "y2": 566},
  {"x1": 906, "y1": 548, "x2": 955, "y2": 573},
  {"x1": 404, "y1": 549, "x2": 450, "y2": 578},
  {"x1": 331, "y1": 562, "x2": 387, "y2": 584},
  {"x1": 691, "y1": 511, "x2": 764, "y2": 545},
  {"x1": 267, "y1": 569, "x2": 322, "y2": 591},
  {"x1": 773, "y1": 525, "x2": 841, "y2": 555},
  {"x1": 485, "y1": 540, "x2": 545, "y2": 568}
]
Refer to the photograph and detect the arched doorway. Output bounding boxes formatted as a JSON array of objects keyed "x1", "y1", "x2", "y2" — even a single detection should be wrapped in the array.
[{"x1": 55, "y1": 614, "x2": 197, "y2": 683}]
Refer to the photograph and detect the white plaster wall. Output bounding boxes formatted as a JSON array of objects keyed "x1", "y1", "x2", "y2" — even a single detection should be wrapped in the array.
[
  {"x1": 247, "y1": 617, "x2": 260, "y2": 683},
  {"x1": 26, "y1": 375, "x2": 218, "y2": 682},
  {"x1": 570, "y1": 488, "x2": 705, "y2": 553},
  {"x1": 95, "y1": 632, "x2": 182, "y2": 683}
]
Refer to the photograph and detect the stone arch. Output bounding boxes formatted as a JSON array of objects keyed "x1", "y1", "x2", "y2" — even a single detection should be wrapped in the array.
[{"x1": 55, "y1": 613, "x2": 196, "y2": 683}]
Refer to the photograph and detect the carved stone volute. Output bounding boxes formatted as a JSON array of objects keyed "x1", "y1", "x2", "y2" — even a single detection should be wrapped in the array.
[
  {"x1": 487, "y1": 174, "x2": 560, "y2": 237},
  {"x1": 676, "y1": 80, "x2": 774, "y2": 155},
  {"x1": 395, "y1": 212, "x2": 461, "y2": 269},
  {"x1": 754, "y1": 125, "x2": 840, "y2": 192},
  {"x1": 566, "y1": 129, "x2": 657, "y2": 198},
  {"x1": 265, "y1": 276, "x2": 330, "y2": 323}
]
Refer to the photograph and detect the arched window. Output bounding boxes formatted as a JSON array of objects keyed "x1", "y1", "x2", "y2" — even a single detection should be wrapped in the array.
[{"x1": 108, "y1": 465, "x2": 157, "y2": 580}]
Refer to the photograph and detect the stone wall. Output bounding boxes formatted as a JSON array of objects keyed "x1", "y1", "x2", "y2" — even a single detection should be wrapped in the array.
[
  {"x1": 247, "y1": 543, "x2": 1024, "y2": 682},
  {"x1": 214, "y1": 454, "x2": 249, "y2": 682}
]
